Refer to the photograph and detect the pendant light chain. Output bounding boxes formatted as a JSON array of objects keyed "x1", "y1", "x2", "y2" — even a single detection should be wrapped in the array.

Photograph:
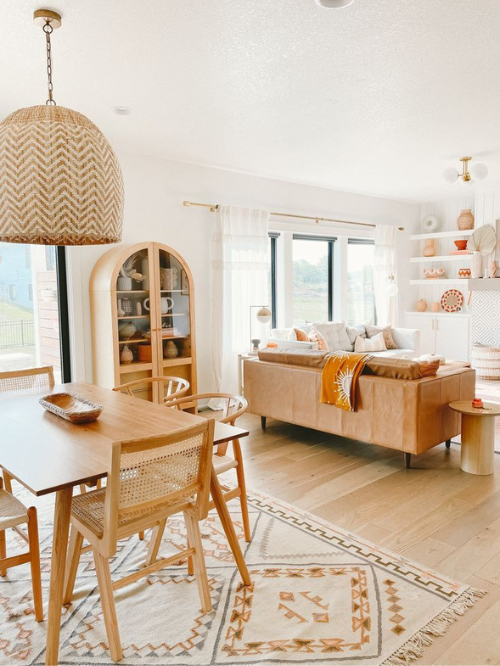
[{"x1": 43, "y1": 21, "x2": 56, "y2": 105}]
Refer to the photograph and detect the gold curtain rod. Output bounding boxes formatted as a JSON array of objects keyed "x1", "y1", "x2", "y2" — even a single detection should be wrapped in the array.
[{"x1": 182, "y1": 200, "x2": 405, "y2": 231}]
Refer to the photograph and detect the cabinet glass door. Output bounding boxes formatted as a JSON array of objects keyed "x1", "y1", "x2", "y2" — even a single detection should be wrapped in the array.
[
  {"x1": 116, "y1": 247, "x2": 153, "y2": 383},
  {"x1": 157, "y1": 248, "x2": 191, "y2": 366}
]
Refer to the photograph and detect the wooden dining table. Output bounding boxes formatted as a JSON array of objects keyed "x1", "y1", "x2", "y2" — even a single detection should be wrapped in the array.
[{"x1": 0, "y1": 382, "x2": 251, "y2": 666}]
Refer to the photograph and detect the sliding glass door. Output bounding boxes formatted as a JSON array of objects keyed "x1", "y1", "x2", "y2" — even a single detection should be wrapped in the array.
[{"x1": 0, "y1": 243, "x2": 71, "y2": 382}]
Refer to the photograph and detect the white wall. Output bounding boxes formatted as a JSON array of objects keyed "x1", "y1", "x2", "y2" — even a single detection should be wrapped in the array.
[{"x1": 68, "y1": 152, "x2": 419, "y2": 390}]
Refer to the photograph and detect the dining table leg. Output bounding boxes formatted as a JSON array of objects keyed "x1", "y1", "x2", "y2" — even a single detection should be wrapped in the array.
[
  {"x1": 45, "y1": 486, "x2": 73, "y2": 666},
  {"x1": 210, "y1": 467, "x2": 251, "y2": 586}
]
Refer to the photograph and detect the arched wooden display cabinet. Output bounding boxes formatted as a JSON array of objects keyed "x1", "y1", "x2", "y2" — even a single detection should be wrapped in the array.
[{"x1": 90, "y1": 242, "x2": 197, "y2": 402}]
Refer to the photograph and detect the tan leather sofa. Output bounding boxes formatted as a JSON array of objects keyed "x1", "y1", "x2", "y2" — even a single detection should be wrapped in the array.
[{"x1": 243, "y1": 358, "x2": 475, "y2": 467}]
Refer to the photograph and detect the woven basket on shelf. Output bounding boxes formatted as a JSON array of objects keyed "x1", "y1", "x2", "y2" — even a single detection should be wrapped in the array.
[{"x1": 471, "y1": 343, "x2": 500, "y2": 380}]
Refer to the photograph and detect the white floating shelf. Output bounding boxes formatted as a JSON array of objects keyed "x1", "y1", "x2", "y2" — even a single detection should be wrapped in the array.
[
  {"x1": 410, "y1": 279, "x2": 470, "y2": 285},
  {"x1": 405, "y1": 311, "x2": 470, "y2": 318},
  {"x1": 410, "y1": 229, "x2": 474, "y2": 241},
  {"x1": 411, "y1": 255, "x2": 472, "y2": 263}
]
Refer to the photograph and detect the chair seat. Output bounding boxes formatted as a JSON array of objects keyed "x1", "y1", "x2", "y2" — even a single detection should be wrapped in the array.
[
  {"x1": 213, "y1": 454, "x2": 238, "y2": 475},
  {"x1": 71, "y1": 487, "x2": 196, "y2": 537},
  {"x1": 0, "y1": 488, "x2": 28, "y2": 530}
]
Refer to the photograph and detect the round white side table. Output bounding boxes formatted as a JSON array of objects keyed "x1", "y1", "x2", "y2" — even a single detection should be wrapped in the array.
[{"x1": 449, "y1": 401, "x2": 500, "y2": 475}]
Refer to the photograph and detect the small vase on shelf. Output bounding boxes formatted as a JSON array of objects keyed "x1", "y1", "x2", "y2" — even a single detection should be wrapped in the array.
[
  {"x1": 471, "y1": 251, "x2": 482, "y2": 279},
  {"x1": 457, "y1": 209, "x2": 474, "y2": 231},
  {"x1": 423, "y1": 239, "x2": 436, "y2": 257},
  {"x1": 117, "y1": 276, "x2": 133, "y2": 291},
  {"x1": 120, "y1": 345, "x2": 133, "y2": 364},
  {"x1": 416, "y1": 298, "x2": 427, "y2": 312},
  {"x1": 165, "y1": 340, "x2": 178, "y2": 358}
]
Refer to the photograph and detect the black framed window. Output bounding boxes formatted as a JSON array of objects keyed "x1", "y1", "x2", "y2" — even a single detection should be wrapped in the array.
[
  {"x1": 292, "y1": 235, "x2": 336, "y2": 325},
  {"x1": 0, "y1": 243, "x2": 71, "y2": 383},
  {"x1": 269, "y1": 233, "x2": 278, "y2": 329},
  {"x1": 347, "y1": 238, "x2": 375, "y2": 325}
]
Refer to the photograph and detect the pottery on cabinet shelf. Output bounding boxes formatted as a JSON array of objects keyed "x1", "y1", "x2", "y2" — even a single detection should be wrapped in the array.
[
  {"x1": 118, "y1": 322, "x2": 137, "y2": 340},
  {"x1": 457, "y1": 209, "x2": 474, "y2": 231},
  {"x1": 117, "y1": 276, "x2": 133, "y2": 291},
  {"x1": 164, "y1": 340, "x2": 178, "y2": 358},
  {"x1": 117, "y1": 299, "x2": 125, "y2": 317},
  {"x1": 454, "y1": 239, "x2": 468, "y2": 251},
  {"x1": 423, "y1": 239, "x2": 436, "y2": 257},
  {"x1": 458, "y1": 268, "x2": 471, "y2": 279},
  {"x1": 431, "y1": 302, "x2": 440, "y2": 313},
  {"x1": 416, "y1": 298, "x2": 427, "y2": 312},
  {"x1": 120, "y1": 345, "x2": 133, "y2": 364}
]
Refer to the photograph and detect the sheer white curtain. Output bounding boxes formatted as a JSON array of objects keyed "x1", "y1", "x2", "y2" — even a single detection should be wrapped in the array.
[
  {"x1": 212, "y1": 206, "x2": 270, "y2": 394},
  {"x1": 374, "y1": 224, "x2": 398, "y2": 325}
]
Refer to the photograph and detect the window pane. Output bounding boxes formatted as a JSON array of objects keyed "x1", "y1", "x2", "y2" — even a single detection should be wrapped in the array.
[
  {"x1": 293, "y1": 239, "x2": 329, "y2": 325},
  {"x1": 347, "y1": 242, "x2": 375, "y2": 325},
  {"x1": 0, "y1": 243, "x2": 63, "y2": 381}
]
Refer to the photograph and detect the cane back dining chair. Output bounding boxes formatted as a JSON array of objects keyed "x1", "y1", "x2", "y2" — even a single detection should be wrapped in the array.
[
  {"x1": 63, "y1": 419, "x2": 215, "y2": 663},
  {"x1": 160, "y1": 392, "x2": 250, "y2": 552},
  {"x1": 0, "y1": 477, "x2": 43, "y2": 621},
  {"x1": 113, "y1": 376, "x2": 190, "y2": 404},
  {"x1": 112, "y1": 376, "x2": 191, "y2": 538},
  {"x1": 0, "y1": 366, "x2": 54, "y2": 539}
]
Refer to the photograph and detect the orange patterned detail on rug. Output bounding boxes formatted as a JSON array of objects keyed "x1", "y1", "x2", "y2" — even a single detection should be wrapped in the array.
[
  {"x1": 222, "y1": 566, "x2": 373, "y2": 657},
  {"x1": 384, "y1": 579, "x2": 406, "y2": 636}
]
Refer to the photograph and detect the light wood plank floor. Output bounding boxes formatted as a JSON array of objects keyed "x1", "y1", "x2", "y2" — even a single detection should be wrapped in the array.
[{"x1": 238, "y1": 413, "x2": 500, "y2": 666}]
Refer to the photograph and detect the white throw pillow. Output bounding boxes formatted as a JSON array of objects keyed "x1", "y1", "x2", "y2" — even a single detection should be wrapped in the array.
[
  {"x1": 313, "y1": 322, "x2": 352, "y2": 352},
  {"x1": 355, "y1": 332, "x2": 387, "y2": 352}
]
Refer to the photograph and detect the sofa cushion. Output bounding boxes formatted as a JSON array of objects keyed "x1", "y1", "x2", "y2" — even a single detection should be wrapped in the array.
[
  {"x1": 294, "y1": 328, "x2": 310, "y2": 342},
  {"x1": 308, "y1": 326, "x2": 329, "y2": 351},
  {"x1": 258, "y1": 348, "x2": 329, "y2": 367},
  {"x1": 372, "y1": 348, "x2": 413, "y2": 358},
  {"x1": 364, "y1": 357, "x2": 422, "y2": 380},
  {"x1": 267, "y1": 338, "x2": 317, "y2": 350},
  {"x1": 355, "y1": 332, "x2": 387, "y2": 352},
  {"x1": 365, "y1": 324, "x2": 398, "y2": 350},
  {"x1": 313, "y1": 322, "x2": 352, "y2": 352},
  {"x1": 346, "y1": 325, "x2": 366, "y2": 345}
]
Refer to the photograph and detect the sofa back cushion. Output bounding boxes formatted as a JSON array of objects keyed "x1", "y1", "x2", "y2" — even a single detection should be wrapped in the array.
[
  {"x1": 312, "y1": 322, "x2": 352, "y2": 352},
  {"x1": 355, "y1": 332, "x2": 387, "y2": 352},
  {"x1": 365, "y1": 324, "x2": 398, "y2": 350}
]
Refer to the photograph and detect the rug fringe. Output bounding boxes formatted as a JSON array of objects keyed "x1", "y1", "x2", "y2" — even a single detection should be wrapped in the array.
[{"x1": 381, "y1": 587, "x2": 486, "y2": 666}]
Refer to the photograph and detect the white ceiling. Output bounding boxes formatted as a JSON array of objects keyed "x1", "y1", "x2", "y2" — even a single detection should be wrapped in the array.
[{"x1": 1, "y1": 0, "x2": 500, "y2": 203}]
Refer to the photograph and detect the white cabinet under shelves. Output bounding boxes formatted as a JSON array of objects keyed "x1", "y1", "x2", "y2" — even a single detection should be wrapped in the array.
[{"x1": 405, "y1": 312, "x2": 471, "y2": 362}]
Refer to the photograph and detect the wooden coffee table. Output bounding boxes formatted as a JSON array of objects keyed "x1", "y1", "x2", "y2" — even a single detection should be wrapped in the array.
[{"x1": 449, "y1": 401, "x2": 500, "y2": 475}]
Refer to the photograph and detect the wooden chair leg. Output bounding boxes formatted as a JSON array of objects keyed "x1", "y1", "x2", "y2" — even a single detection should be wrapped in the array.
[
  {"x1": 233, "y1": 439, "x2": 251, "y2": 542},
  {"x1": 93, "y1": 550, "x2": 123, "y2": 663},
  {"x1": 145, "y1": 519, "x2": 166, "y2": 566},
  {"x1": 0, "y1": 529, "x2": 6, "y2": 577},
  {"x1": 183, "y1": 511, "x2": 212, "y2": 613},
  {"x1": 63, "y1": 527, "x2": 84, "y2": 605},
  {"x1": 26, "y1": 507, "x2": 43, "y2": 622}
]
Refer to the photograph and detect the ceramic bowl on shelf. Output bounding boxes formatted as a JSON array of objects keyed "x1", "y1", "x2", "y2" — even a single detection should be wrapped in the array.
[{"x1": 454, "y1": 239, "x2": 468, "y2": 251}]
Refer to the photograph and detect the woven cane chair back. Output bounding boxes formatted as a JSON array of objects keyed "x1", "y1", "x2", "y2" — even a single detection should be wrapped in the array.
[
  {"x1": 102, "y1": 420, "x2": 214, "y2": 553},
  {"x1": 0, "y1": 366, "x2": 54, "y2": 397},
  {"x1": 113, "y1": 376, "x2": 190, "y2": 403},
  {"x1": 167, "y1": 392, "x2": 248, "y2": 425}
]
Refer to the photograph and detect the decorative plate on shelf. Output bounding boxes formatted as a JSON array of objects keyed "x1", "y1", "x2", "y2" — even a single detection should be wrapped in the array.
[{"x1": 440, "y1": 289, "x2": 464, "y2": 313}]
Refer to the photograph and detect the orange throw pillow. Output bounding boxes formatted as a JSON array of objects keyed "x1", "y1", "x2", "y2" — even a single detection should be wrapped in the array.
[
  {"x1": 308, "y1": 326, "x2": 329, "y2": 351},
  {"x1": 294, "y1": 328, "x2": 309, "y2": 342}
]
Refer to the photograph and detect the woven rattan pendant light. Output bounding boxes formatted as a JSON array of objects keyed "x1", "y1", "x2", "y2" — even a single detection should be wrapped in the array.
[{"x1": 0, "y1": 9, "x2": 124, "y2": 245}]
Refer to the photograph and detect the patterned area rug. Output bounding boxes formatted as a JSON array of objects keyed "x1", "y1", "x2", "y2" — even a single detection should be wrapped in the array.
[{"x1": 0, "y1": 486, "x2": 483, "y2": 666}]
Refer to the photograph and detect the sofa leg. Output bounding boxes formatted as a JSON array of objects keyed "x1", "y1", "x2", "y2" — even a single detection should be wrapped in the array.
[
  {"x1": 445, "y1": 439, "x2": 451, "y2": 449},
  {"x1": 404, "y1": 453, "x2": 411, "y2": 469},
  {"x1": 261, "y1": 416, "x2": 267, "y2": 431}
]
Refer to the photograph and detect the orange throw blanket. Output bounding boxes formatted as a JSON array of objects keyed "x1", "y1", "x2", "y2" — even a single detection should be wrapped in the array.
[{"x1": 320, "y1": 351, "x2": 372, "y2": 412}]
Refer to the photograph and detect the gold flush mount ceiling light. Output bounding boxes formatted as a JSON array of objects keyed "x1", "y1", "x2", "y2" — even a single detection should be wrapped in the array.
[
  {"x1": 0, "y1": 9, "x2": 124, "y2": 245},
  {"x1": 442, "y1": 156, "x2": 488, "y2": 185},
  {"x1": 315, "y1": 0, "x2": 356, "y2": 7}
]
